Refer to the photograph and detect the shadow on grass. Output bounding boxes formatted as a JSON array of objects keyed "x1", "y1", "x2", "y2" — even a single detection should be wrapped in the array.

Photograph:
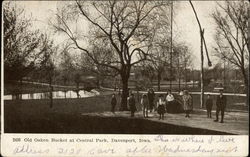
[{"x1": 5, "y1": 111, "x2": 234, "y2": 135}]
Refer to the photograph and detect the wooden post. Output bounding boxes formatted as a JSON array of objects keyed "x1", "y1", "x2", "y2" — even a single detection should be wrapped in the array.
[
  {"x1": 178, "y1": 50, "x2": 181, "y2": 91},
  {"x1": 170, "y1": 0, "x2": 173, "y2": 92},
  {"x1": 200, "y1": 29, "x2": 204, "y2": 109},
  {"x1": 192, "y1": 68, "x2": 195, "y2": 88},
  {"x1": 189, "y1": 0, "x2": 212, "y2": 108}
]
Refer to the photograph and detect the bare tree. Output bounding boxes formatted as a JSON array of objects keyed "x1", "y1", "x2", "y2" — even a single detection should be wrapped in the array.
[
  {"x1": 138, "y1": 6, "x2": 172, "y2": 91},
  {"x1": 212, "y1": 0, "x2": 249, "y2": 98},
  {"x1": 174, "y1": 43, "x2": 193, "y2": 89},
  {"x1": 39, "y1": 36, "x2": 57, "y2": 108},
  {"x1": 59, "y1": 43, "x2": 75, "y2": 98},
  {"x1": 145, "y1": 39, "x2": 170, "y2": 91},
  {"x1": 50, "y1": 0, "x2": 169, "y2": 110}
]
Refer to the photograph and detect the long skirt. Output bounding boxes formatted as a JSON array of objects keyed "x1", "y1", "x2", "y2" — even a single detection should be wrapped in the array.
[{"x1": 157, "y1": 105, "x2": 165, "y2": 114}]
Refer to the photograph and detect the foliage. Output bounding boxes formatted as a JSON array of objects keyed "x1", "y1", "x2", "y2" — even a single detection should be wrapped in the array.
[{"x1": 3, "y1": 2, "x2": 49, "y2": 82}]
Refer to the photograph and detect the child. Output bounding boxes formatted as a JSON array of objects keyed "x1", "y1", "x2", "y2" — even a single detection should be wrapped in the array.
[{"x1": 157, "y1": 95, "x2": 166, "y2": 120}]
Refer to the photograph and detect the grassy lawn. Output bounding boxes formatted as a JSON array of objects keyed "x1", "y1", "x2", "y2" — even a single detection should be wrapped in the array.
[
  {"x1": 4, "y1": 82, "x2": 51, "y2": 95},
  {"x1": 4, "y1": 95, "x2": 111, "y2": 133}
]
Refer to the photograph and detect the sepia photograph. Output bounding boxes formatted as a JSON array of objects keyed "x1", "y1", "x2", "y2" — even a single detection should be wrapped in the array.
[{"x1": 2, "y1": 0, "x2": 249, "y2": 137}]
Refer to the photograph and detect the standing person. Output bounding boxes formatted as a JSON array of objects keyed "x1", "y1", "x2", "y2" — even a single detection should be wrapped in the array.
[
  {"x1": 128, "y1": 93, "x2": 136, "y2": 117},
  {"x1": 157, "y1": 95, "x2": 166, "y2": 120},
  {"x1": 214, "y1": 90, "x2": 227, "y2": 123},
  {"x1": 166, "y1": 90, "x2": 175, "y2": 112},
  {"x1": 111, "y1": 94, "x2": 117, "y2": 113},
  {"x1": 183, "y1": 90, "x2": 193, "y2": 118},
  {"x1": 118, "y1": 89, "x2": 121, "y2": 109},
  {"x1": 141, "y1": 94, "x2": 149, "y2": 118},
  {"x1": 205, "y1": 94, "x2": 213, "y2": 118},
  {"x1": 147, "y1": 88, "x2": 155, "y2": 112}
]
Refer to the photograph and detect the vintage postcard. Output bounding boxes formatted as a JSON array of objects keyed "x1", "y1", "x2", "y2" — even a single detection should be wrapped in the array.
[{"x1": 1, "y1": 0, "x2": 249, "y2": 156}]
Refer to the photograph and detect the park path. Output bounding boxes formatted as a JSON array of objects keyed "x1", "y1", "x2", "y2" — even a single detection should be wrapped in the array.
[{"x1": 82, "y1": 109, "x2": 249, "y2": 135}]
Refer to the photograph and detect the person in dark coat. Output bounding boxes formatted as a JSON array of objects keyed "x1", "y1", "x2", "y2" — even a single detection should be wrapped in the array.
[
  {"x1": 111, "y1": 94, "x2": 117, "y2": 113},
  {"x1": 214, "y1": 90, "x2": 227, "y2": 123},
  {"x1": 128, "y1": 93, "x2": 136, "y2": 117},
  {"x1": 147, "y1": 88, "x2": 155, "y2": 112},
  {"x1": 141, "y1": 94, "x2": 149, "y2": 118},
  {"x1": 205, "y1": 94, "x2": 213, "y2": 118}
]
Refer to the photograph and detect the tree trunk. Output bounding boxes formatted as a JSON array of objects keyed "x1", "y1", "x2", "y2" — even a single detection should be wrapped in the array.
[
  {"x1": 49, "y1": 77, "x2": 53, "y2": 108},
  {"x1": 120, "y1": 66, "x2": 131, "y2": 111},
  {"x1": 96, "y1": 74, "x2": 100, "y2": 88},
  {"x1": 76, "y1": 82, "x2": 80, "y2": 98},
  {"x1": 178, "y1": 71, "x2": 181, "y2": 91},
  {"x1": 192, "y1": 69, "x2": 195, "y2": 89},
  {"x1": 19, "y1": 78, "x2": 23, "y2": 100},
  {"x1": 241, "y1": 67, "x2": 249, "y2": 106},
  {"x1": 244, "y1": 79, "x2": 249, "y2": 107},
  {"x1": 157, "y1": 71, "x2": 161, "y2": 91},
  {"x1": 185, "y1": 67, "x2": 187, "y2": 89},
  {"x1": 120, "y1": 75, "x2": 129, "y2": 111},
  {"x1": 63, "y1": 79, "x2": 67, "y2": 99}
]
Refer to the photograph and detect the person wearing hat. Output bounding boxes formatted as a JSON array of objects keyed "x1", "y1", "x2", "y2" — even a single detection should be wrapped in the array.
[
  {"x1": 128, "y1": 93, "x2": 136, "y2": 117},
  {"x1": 141, "y1": 94, "x2": 149, "y2": 118},
  {"x1": 182, "y1": 90, "x2": 193, "y2": 118},
  {"x1": 214, "y1": 89, "x2": 227, "y2": 123}
]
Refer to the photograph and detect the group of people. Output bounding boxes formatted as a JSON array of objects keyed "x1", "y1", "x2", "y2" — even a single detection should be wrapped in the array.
[{"x1": 110, "y1": 88, "x2": 227, "y2": 123}]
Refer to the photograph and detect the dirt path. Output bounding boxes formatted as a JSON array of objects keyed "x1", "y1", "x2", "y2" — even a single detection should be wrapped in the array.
[{"x1": 82, "y1": 109, "x2": 249, "y2": 135}]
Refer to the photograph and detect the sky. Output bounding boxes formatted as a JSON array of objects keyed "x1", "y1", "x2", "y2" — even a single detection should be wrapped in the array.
[
  {"x1": 174, "y1": 1, "x2": 218, "y2": 69},
  {"x1": 10, "y1": 1, "x2": 224, "y2": 70}
]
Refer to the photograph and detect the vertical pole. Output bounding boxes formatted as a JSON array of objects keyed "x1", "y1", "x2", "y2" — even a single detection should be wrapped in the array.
[
  {"x1": 223, "y1": 57, "x2": 226, "y2": 87},
  {"x1": 200, "y1": 29, "x2": 204, "y2": 109},
  {"x1": 178, "y1": 50, "x2": 180, "y2": 91},
  {"x1": 184, "y1": 52, "x2": 187, "y2": 89},
  {"x1": 170, "y1": 0, "x2": 173, "y2": 92},
  {"x1": 234, "y1": 68, "x2": 237, "y2": 94},
  {"x1": 192, "y1": 68, "x2": 195, "y2": 88}
]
